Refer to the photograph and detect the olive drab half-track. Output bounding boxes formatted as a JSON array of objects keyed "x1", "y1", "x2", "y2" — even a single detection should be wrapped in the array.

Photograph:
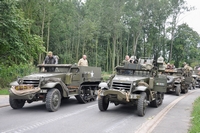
[
  {"x1": 164, "y1": 67, "x2": 193, "y2": 96},
  {"x1": 192, "y1": 69, "x2": 200, "y2": 88},
  {"x1": 9, "y1": 64, "x2": 102, "y2": 112},
  {"x1": 98, "y1": 56, "x2": 167, "y2": 117}
]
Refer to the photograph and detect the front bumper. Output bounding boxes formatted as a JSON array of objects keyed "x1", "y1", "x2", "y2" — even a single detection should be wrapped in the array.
[
  {"x1": 9, "y1": 86, "x2": 41, "y2": 100},
  {"x1": 99, "y1": 89, "x2": 140, "y2": 101}
]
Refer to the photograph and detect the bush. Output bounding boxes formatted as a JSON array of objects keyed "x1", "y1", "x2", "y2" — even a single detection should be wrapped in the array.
[
  {"x1": 102, "y1": 71, "x2": 112, "y2": 81},
  {"x1": 0, "y1": 63, "x2": 37, "y2": 88}
]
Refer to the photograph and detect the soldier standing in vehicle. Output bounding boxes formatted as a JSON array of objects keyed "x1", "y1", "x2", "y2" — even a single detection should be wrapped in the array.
[
  {"x1": 78, "y1": 55, "x2": 88, "y2": 66},
  {"x1": 43, "y1": 51, "x2": 58, "y2": 72},
  {"x1": 122, "y1": 55, "x2": 130, "y2": 65}
]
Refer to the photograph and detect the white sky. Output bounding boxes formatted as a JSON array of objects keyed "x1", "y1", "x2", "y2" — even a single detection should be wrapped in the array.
[{"x1": 179, "y1": 0, "x2": 200, "y2": 34}]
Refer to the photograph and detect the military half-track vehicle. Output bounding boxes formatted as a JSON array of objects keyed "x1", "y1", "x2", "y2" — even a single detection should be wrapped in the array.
[
  {"x1": 9, "y1": 64, "x2": 102, "y2": 112},
  {"x1": 192, "y1": 70, "x2": 200, "y2": 88},
  {"x1": 164, "y1": 68, "x2": 192, "y2": 96},
  {"x1": 98, "y1": 57, "x2": 167, "y2": 117}
]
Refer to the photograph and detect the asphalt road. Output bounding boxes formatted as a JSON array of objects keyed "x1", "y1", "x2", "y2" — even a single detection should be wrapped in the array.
[{"x1": 0, "y1": 89, "x2": 199, "y2": 133}]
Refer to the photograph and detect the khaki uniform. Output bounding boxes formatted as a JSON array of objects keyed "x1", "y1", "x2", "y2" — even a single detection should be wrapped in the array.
[
  {"x1": 122, "y1": 59, "x2": 129, "y2": 65},
  {"x1": 184, "y1": 64, "x2": 189, "y2": 70},
  {"x1": 78, "y1": 58, "x2": 88, "y2": 66}
]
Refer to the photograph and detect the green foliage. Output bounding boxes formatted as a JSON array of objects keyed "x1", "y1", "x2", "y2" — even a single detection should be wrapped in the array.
[
  {"x1": 0, "y1": 63, "x2": 37, "y2": 88},
  {"x1": 172, "y1": 23, "x2": 200, "y2": 67},
  {"x1": 0, "y1": 0, "x2": 44, "y2": 87},
  {"x1": 101, "y1": 71, "x2": 112, "y2": 82},
  {"x1": 189, "y1": 97, "x2": 200, "y2": 133},
  {"x1": 0, "y1": 0, "x2": 45, "y2": 66},
  {"x1": 0, "y1": 88, "x2": 9, "y2": 95},
  {"x1": 1, "y1": 0, "x2": 200, "y2": 74}
]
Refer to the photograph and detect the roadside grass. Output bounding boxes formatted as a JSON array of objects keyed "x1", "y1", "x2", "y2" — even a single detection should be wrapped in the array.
[
  {"x1": 0, "y1": 88, "x2": 9, "y2": 95},
  {"x1": 189, "y1": 97, "x2": 200, "y2": 133}
]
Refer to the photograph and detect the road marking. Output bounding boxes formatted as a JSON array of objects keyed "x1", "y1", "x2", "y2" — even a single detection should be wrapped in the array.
[
  {"x1": 135, "y1": 91, "x2": 194, "y2": 133},
  {"x1": 104, "y1": 116, "x2": 133, "y2": 133},
  {"x1": 1, "y1": 105, "x2": 96, "y2": 133},
  {"x1": 86, "y1": 104, "x2": 98, "y2": 108}
]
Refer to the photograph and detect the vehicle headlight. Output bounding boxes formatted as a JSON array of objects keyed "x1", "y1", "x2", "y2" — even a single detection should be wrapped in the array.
[
  {"x1": 132, "y1": 82, "x2": 136, "y2": 86},
  {"x1": 99, "y1": 82, "x2": 108, "y2": 89},
  {"x1": 17, "y1": 78, "x2": 23, "y2": 84},
  {"x1": 40, "y1": 77, "x2": 46, "y2": 86}
]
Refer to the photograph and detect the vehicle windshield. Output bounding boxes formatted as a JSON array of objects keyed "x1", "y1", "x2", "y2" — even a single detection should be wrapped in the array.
[{"x1": 116, "y1": 68, "x2": 151, "y2": 77}]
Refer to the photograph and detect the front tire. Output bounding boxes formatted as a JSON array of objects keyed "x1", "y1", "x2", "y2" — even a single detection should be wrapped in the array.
[
  {"x1": 46, "y1": 89, "x2": 61, "y2": 112},
  {"x1": 182, "y1": 85, "x2": 188, "y2": 94},
  {"x1": 98, "y1": 96, "x2": 109, "y2": 111},
  {"x1": 137, "y1": 92, "x2": 147, "y2": 117},
  {"x1": 9, "y1": 96, "x2": 25, "y2": 109},
  {"x1": 175, "y1": 85, "x2": 181, "y2": 96}
]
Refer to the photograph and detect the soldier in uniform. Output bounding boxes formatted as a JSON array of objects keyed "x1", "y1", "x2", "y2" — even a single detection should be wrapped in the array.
[
  {"x1": 78, "y1": 55, "x2": 88, "y2": 66},
  {"x1": 122, "y1": 55, "x2": 130, "y2": 65},
  {"x1": 121, "y1": 55, "x2": 131, "y2": 74},
  {"x1": 43, "y1": 51, "x2": 58, "y2": 72},
  {"x1": 182, "y1": 62, "x2": 193, "y2": 77}
]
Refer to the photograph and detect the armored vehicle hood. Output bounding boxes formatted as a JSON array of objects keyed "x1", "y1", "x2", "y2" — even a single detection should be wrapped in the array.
[
  {"x1": 22, "y1": 73, "x2": 65, "y2": 80},
  {"x1": 167, "y1": 75, "x2": 180, "y2": 84}
]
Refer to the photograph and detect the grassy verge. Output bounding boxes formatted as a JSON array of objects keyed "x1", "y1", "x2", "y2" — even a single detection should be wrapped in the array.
[
  {"x1": 0, "y1": 88, "x2": 9, "y2": 95},
  {"x1": 189, "y1": 97, "x2": 200, "y2": 133}
]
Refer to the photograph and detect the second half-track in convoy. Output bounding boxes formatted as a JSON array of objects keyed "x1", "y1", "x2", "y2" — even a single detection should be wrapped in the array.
[{"x1": 98, "y1": 56, "x2": 167, "y2": 116}]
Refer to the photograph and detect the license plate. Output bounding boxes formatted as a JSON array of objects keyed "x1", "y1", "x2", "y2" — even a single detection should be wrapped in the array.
[{"x1": 15, "y1": 85, "x2": 33, "y2": 90}]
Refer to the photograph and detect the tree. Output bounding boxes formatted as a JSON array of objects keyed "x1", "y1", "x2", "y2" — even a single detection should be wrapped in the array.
[
  {"x1": 0, "y1": 0, "x2": 44, "y2": 66},
  {"x1": 172, "y1": 23, "x2": 200, "y2": 67}
]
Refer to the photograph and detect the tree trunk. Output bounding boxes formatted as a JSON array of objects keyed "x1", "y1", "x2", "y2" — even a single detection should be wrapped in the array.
[
  {"x1": 127, "y1": 33, "x2": 129, "y2": 55},
  {"x1": 169, "y1": 15, "x2": 178, "y2": 62},
  {"x1": 82, "y1": 39, "x2": 85, "y2": 55},
  {"x1": 112, "y1": 35, "x2": 116, "y2": 73},
  {"x1": 39, "y1": 3, "x2": 45, "y2": 64},
  {"x1": 46, "y1": 16, "x2": 50, "y2": 53},
  {"x1": 76, "y1": 30, "x2": 80, "y2": 61},
  {"x1": 106, "y1": 38, "x2": 109, "y2": 72},
  {"x1": 95, "y1": 37, "x2": 98, "y2": 67},
  {"x1": 132, "y1": 32, "x2": 140, "y2": 56}
]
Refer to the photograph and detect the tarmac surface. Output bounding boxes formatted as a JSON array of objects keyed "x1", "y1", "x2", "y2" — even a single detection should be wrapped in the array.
[
  {"x1": 0, "y1": 89, "x2": 199, "y2": 133},
  {"x1": 0, "y1": 95, "x2": 9, "y2": 108},
  {"x1": 152, "y1": 89, "x2": 199, "y2": 133}
]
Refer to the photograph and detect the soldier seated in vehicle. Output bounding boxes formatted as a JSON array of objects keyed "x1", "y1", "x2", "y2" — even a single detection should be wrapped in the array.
[
  {"x1": 182, "y1": 62, "x2": 192, "y2": 77},
  {"x1": 166, "y1": 63, "x2": 172, "y2": 69}
]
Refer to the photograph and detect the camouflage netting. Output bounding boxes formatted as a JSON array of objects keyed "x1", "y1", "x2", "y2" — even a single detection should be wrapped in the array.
[
  {"x1": 10, "y1": 87, "x2": 40, "y2": 96},
  {"x1": 138, "y1": 81, "x2": 149, "y2": 87}
]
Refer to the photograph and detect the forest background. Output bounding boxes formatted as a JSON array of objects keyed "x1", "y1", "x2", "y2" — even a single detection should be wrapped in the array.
[{"x1": 0, "y1": 0, "x2": 200, "y2": 88}]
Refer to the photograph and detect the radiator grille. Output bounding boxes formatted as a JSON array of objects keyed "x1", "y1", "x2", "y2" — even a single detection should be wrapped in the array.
[
  {"x1": 22, "y1": 80, "x2": 40, "y2": 87},
  {"x1": 112, "y1": 82, "x2": 131, "y2": 91}
]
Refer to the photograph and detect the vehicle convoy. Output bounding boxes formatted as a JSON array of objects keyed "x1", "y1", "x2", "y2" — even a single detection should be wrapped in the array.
[
  {"x1": 98, "y1": 57, "x2": 167, "y2": 116},
  {"x1": 9, "y1": 64, "x2": 102, "y2": 112},
  {"x1": 164, "y1": 68, "x2": 192, "y2": 96}
]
